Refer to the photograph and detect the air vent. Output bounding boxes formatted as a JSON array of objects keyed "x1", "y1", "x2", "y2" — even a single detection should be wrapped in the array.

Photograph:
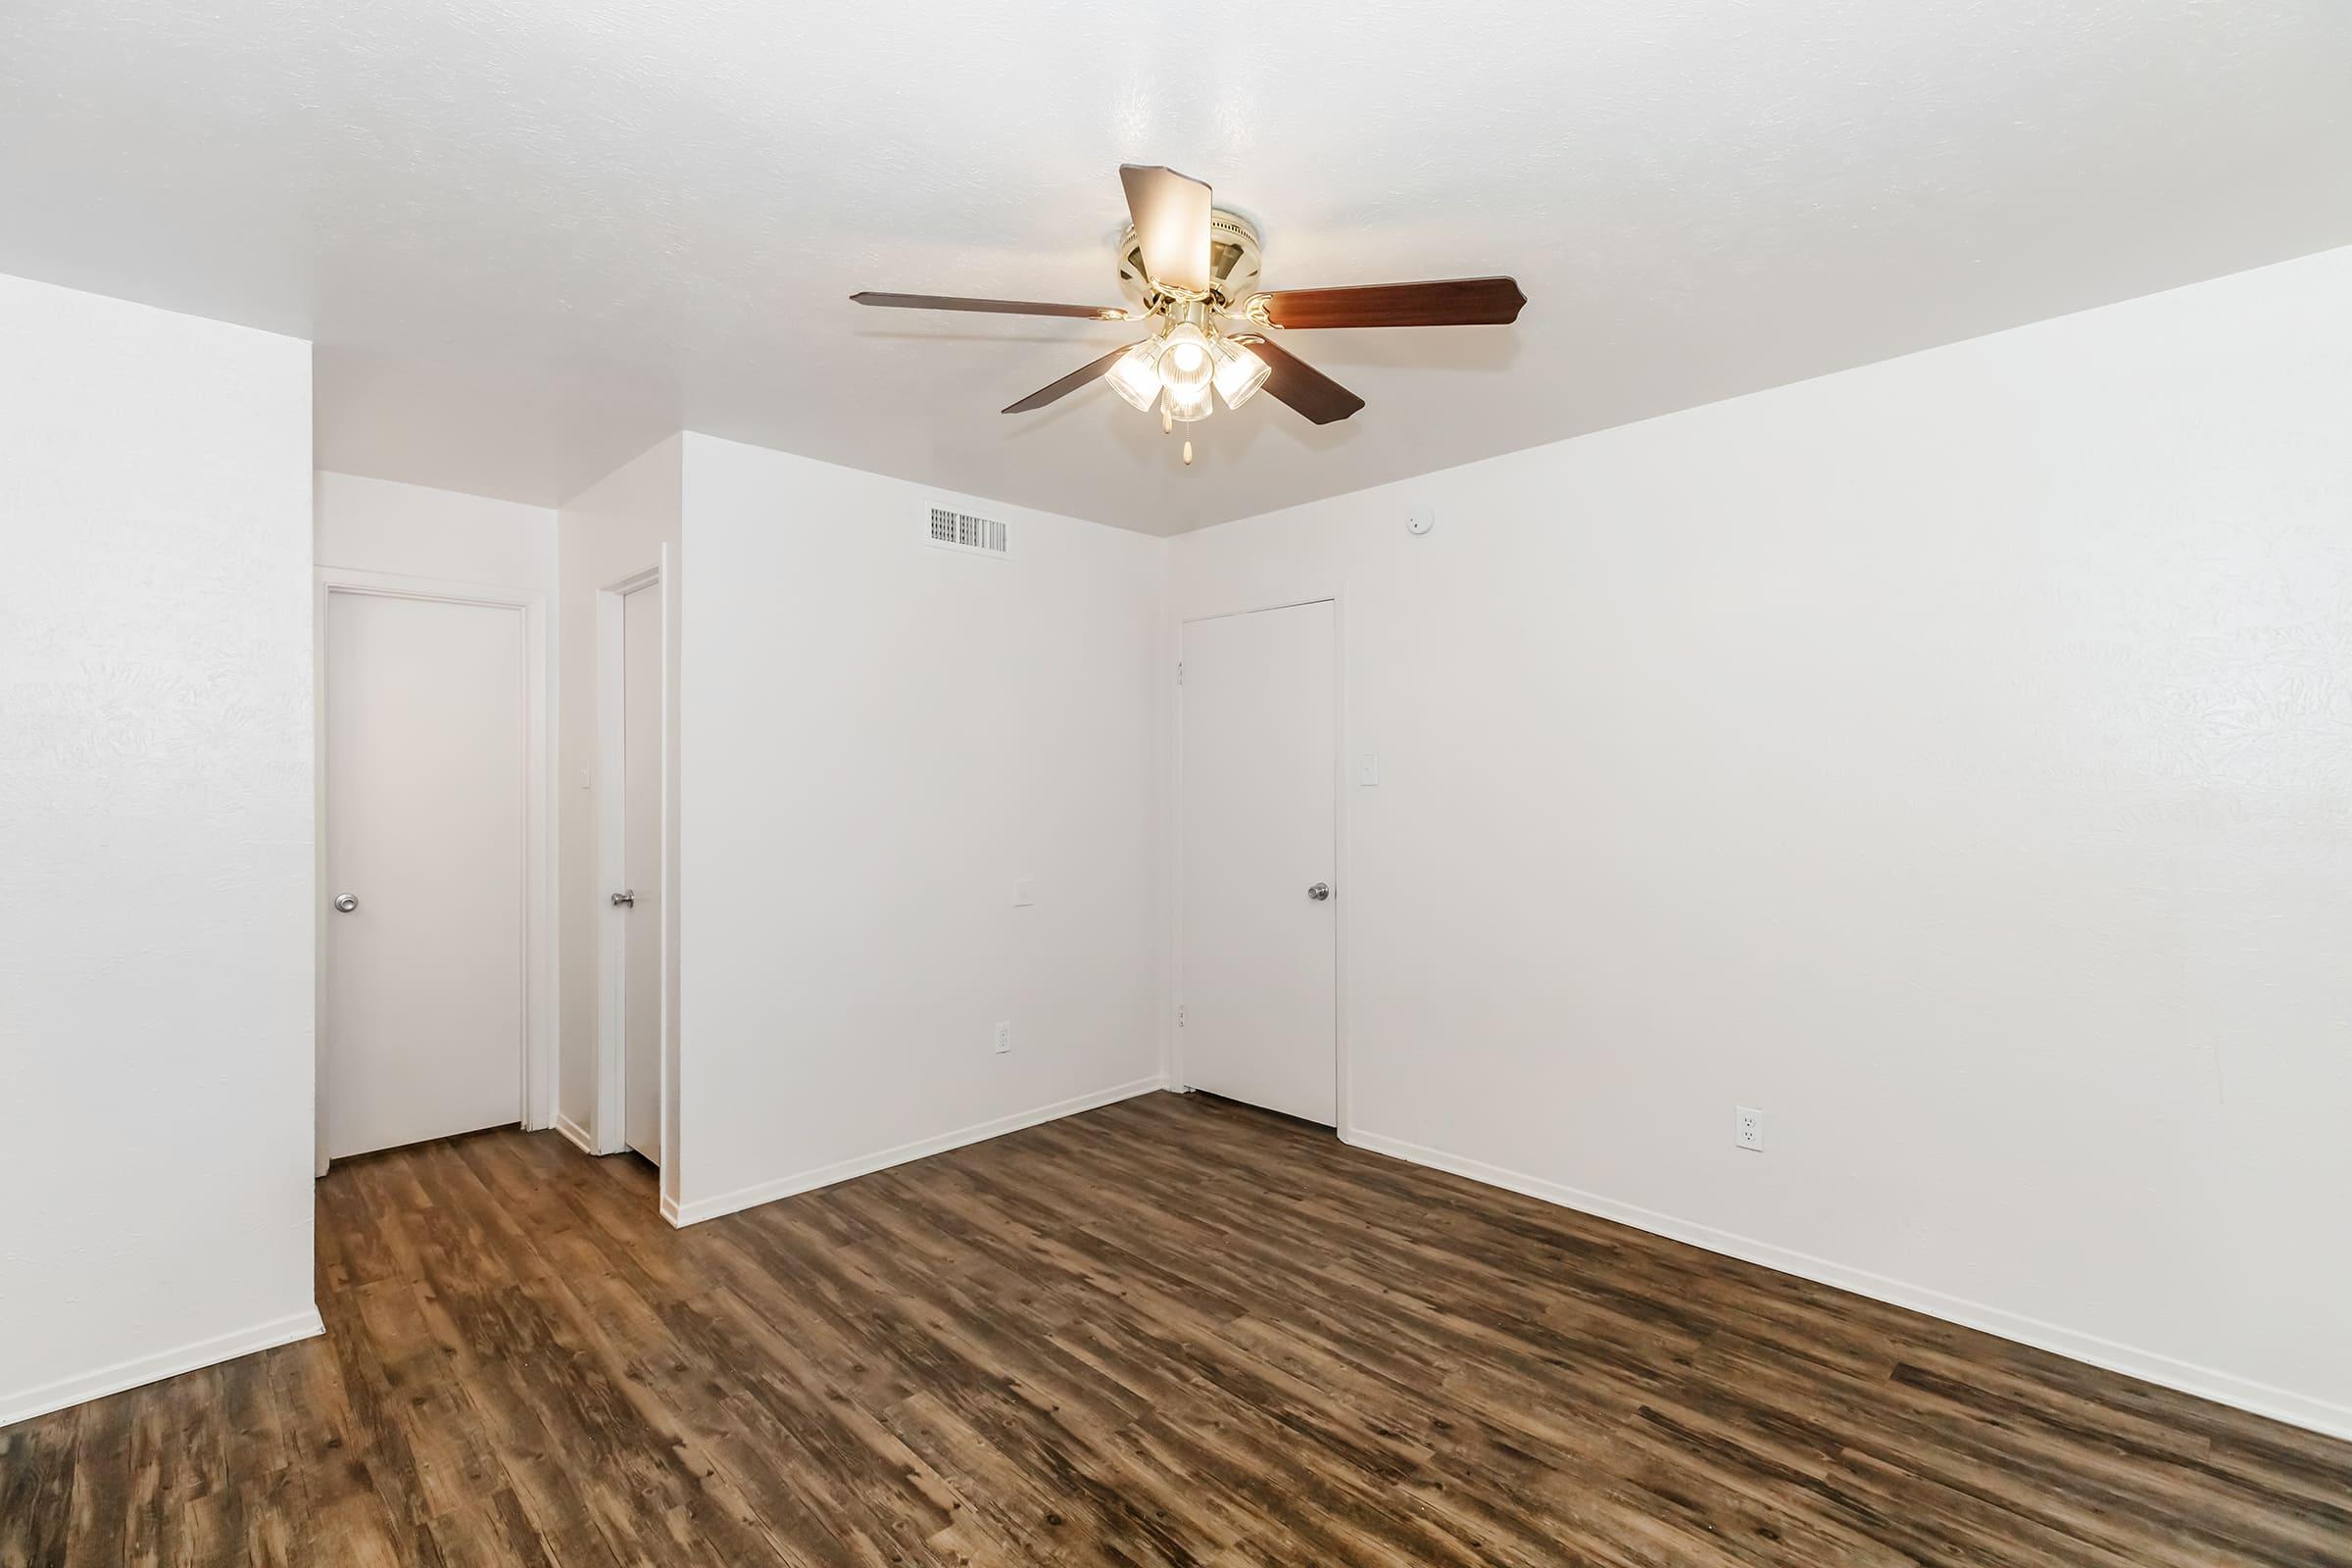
[{"x1": 924, "y1": 505, "x2": 1007, "y2": 560}]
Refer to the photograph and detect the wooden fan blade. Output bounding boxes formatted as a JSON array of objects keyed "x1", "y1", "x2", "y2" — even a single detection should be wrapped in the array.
[
  {"x1": 853, "y1": 291, "x2": 1128, "y2": 320},
  {"x1": 1118, "y1": 164, "x2": 1212, "y2": 294},
  {"x1": 1233, "y1": 335, "x2": 1364, "y2": 425},
  {"x1": 1256, "y1": 276, "x2": 1527, "y2": 329},
  {"x1": 1002, "y1": 344, "x2": 1132, "y2": 414}
]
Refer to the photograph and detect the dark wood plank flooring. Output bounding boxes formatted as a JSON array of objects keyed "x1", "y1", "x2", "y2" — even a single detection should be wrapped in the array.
[{"x1": 4, "y1": 1090, "x2": 2347, "y2": 1566}]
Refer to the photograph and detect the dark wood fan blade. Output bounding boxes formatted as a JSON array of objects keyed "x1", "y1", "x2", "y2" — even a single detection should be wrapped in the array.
[
  {"x1": 1256, "y1": 276, "x2": 1526, "y2": 329},
  {"x1": 1002, "y1": 345, "x2": 1133, "y2": 414},
  {"x1": 853, "y1": 291, "x2": 1129, "y2": 320},
  {"x1": 1118, "y1": 164, "x2": 1212, "y2": 294},
  {"x1": 1233, "y1": 335, "x2": 1364, "y2": 425}
]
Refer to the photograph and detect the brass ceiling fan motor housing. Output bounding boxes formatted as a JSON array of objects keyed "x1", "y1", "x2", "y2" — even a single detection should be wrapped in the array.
[{"x1": 1116, "y1": 209, "x2": 1264, "y2": 313}]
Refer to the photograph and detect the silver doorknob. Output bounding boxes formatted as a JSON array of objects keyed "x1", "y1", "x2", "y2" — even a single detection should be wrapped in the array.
[
  {"x1": 1307, "y1": 882, "x2": 1332, "y2": 902},
  {"x1": 611, "y1": 890, "x2": 636, "y2": 906},
  {"x1": 333, "y1": 894, "x2": 359, "y2": 913}
]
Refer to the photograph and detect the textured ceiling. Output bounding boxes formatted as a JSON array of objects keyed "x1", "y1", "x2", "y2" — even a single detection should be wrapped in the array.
[{"x1": 3, "y1": 1, "x2": 2348, "y2": 533}]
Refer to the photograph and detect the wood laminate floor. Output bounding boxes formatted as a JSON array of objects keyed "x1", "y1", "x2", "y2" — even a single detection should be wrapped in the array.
[{"x1": 3, "y1": 1090, "x2": 2347, "y2": 1566}]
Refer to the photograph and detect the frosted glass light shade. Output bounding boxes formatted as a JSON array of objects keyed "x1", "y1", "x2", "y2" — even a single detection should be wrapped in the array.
[
  {"x1": 1106, "y1": 338, "x2": 1165, "y2": 411},
  {"x1": 1157, "y1": 321, "x2": 1213, "y2": 395},
  {"x1": 1211, "y1": 337, "x2": 1270, "y2": 409},
  {"x1": 1163, "y1": 377, "x2": 1212, "y2": 423}
]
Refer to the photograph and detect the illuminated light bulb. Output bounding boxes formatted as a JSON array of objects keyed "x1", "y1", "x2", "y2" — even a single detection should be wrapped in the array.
[
  {"x1": 1162, "y1": 376, "x2": 1212, "y2": 423},
  {"x1": 1182, "y1": 440, "x2": 1194, "y2": 466},
  {"x1": 1210, "y1": 336, "x2": 1271, "y2": 410},
  {"x1": 1105, "y1": 338, "x2": 1165, "y2": 412},
  {"x1": 1157, "y1": 321, "x2": 1213, "y2": 396}
]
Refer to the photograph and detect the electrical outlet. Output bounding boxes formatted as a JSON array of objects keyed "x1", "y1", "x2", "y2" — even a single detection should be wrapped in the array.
[
  {"x1": 993, "y1": 1021, "x2": 1011, "y2": 1054},
  {"x1": 1736, "y1": 1105, "x2": 1764, "y2": 1152}
]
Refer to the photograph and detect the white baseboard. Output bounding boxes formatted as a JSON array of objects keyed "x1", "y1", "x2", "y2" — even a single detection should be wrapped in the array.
[
  {"x1": 669, "y1": 1076, "x2": 1168, "y2": 1228},
  {"x1": 554, "y1": 1111, "x2": 597, "y2": 1155},
  {"x1": 1344, "y1": 1128, "x2": 2352, "y2": 1444},
  {"x1": 0, "y1": 1307, "x2": 325, "y2": 1431}
]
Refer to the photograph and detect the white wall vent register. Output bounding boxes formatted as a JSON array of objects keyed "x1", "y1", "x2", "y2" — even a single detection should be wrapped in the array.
[{"x1": 925, "y1": 505, "x2": 1007, "y2": 559}]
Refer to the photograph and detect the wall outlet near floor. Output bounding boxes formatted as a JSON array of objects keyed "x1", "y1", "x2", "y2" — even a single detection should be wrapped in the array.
[
  {"x1": 993, "y1": 1021, "x2": 1011, "y2": 1054},
  {"x1": 1736, "y1": 1105, "x2": 1765, "y2": 1152}
]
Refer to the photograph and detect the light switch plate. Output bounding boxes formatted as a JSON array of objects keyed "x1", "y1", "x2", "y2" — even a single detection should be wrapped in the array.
[
  {"x1": 1356, "y1": 754, "x2": 1381, "y2": 787},
  {"x1": 1012, "y1": 879, "x2": 1036, "y2": 906}
]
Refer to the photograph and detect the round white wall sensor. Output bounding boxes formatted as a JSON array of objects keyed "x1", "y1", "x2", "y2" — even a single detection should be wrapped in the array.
[{"x1": 1406, "y1": 504, "x2": 1435, "y2": 536}]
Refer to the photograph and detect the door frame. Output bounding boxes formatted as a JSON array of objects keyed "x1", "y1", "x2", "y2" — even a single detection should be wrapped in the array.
[
  {"x1": 1170, "y1": 591, "x2": 1352, "y2": 1136},
  {"x1": 313, "y1": 566, "x2": 555, "y2": 1178},
  {"x1": 591, "y1": 562, "x2": 670, "y2": 1169}
]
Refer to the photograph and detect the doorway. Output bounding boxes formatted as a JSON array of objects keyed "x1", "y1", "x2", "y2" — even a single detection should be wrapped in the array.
[
  {"x1": 1177, "y1": 599, "x2": 1340, "y2": 1126},
  {"x1": 320, "y1": 583, "x2": 537, "y2": 1160},
  {"x1": 595, "y1": 563, "x2": 669, "y2": 1173},
  {"x1": 618, "y1": 578, "x2": 662, "y2": 1163}
]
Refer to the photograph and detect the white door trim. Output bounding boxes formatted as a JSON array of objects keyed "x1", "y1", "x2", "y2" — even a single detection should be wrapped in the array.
[
  {"x1": 313, "y1": 566, "x2": 555, "y2": 1179},
  {"x1": 1171, "y1": 590, "x2": 1352, "y2": 1138},
  {"x1": 593, "y1": 560, "x2": 671, "y2": 1173}
]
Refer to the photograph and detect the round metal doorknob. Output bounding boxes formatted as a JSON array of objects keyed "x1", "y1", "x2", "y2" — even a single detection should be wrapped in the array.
[
  {"x1": 333, "y1": 894, "x2": 359, "y2": 913},
  {"x1": 1306, "y1": 882, "x2": 1332, "y2": 902}
]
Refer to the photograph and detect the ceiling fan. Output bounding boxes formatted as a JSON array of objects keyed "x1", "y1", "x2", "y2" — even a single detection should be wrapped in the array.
[{"x1": 852, "y1": 164, "x2": 1526, "y2": 440}]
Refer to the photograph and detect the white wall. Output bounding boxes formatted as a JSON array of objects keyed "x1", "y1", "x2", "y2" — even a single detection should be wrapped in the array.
[
  {"x1": 554, "y1": 436, "x2": 681, "y2": 1204},
  {"x1": 0, "y1": 274, "x2": 318, "y2": 1425},
  {"x1": 316, "y1": 469, "x2": 556, "y2": 591},
  {"x1": 1167, "y1": 246, "x2": 2352, "y2": 1437},
  {"x1": 674, "y1": 437, "x2": 1166, "y2": 1222}
]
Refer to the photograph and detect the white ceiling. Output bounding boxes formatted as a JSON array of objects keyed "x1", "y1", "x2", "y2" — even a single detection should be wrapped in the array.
[{"x1": 4, "y1": 2, "x2": 2347, "y2": 534}]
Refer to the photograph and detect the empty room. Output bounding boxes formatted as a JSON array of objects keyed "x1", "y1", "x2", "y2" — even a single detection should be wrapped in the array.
[{"x1": 4, "y1": 3, "x2": 2350, "y2": 1564}]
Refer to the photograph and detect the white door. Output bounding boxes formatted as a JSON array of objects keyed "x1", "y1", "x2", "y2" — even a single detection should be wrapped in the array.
[
  {"x1": 1180, "y1": 600, "x2": 1338, "y2": 1125},
  {"x1": 620, "y1": 581, "x2": 662, "y2": 1162},
  {"x1": 324, "y1": 591, "x2": 527, "y2": 1159}
]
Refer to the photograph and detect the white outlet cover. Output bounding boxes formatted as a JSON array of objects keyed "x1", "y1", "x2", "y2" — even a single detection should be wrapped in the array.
[
  {"x1": 1736, "y1": 1105, "x2": 1764, "y2": 1151},
  {"x1": 994, "y1": 1021, "x2": 1011, "y2": 1054},
  {"x1": 1011, "y1": 878, "x2": 1036, "y2": 906}
]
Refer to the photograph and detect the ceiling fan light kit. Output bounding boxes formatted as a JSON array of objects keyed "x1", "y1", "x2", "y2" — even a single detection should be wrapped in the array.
[{"x1": 852, "y1": 164, "x2": 1527, "y2": 437}]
